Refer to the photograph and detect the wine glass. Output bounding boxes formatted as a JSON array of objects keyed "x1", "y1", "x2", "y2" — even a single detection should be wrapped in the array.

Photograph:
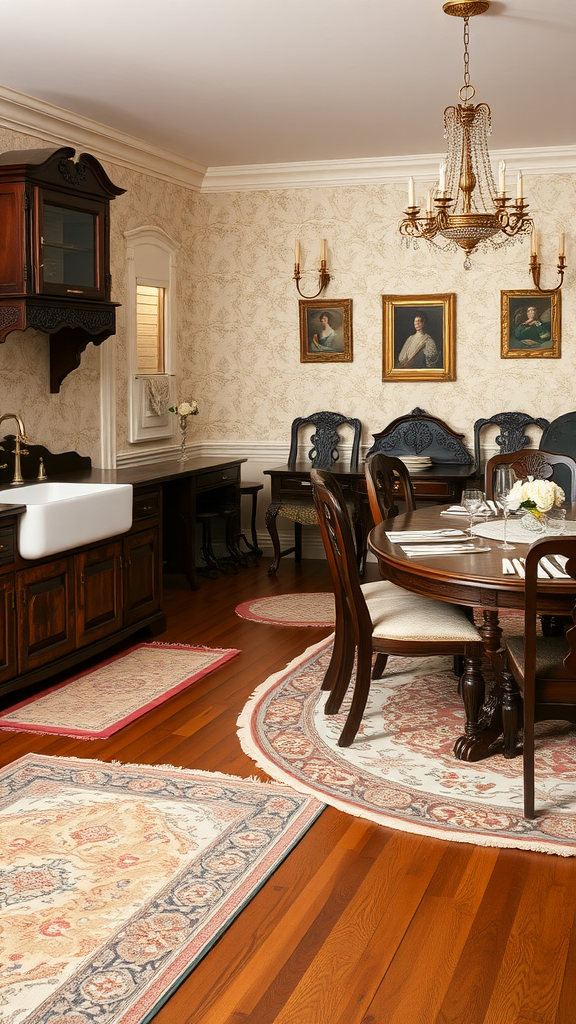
[
  {"x1": 493, "y1": 465, "x2": 516, "y2": 551},
  {"x1": 461, "y1": 488, "x2": 484, "y2": 537}
]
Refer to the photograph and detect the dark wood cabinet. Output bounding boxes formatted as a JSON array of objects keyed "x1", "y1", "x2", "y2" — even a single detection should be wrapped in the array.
[
  {"x1": 16, "y1": 557, "x2": 76, "y2": 673},
  {"x1": 0, "y1": 483, "x2": 164, "y2": 701},
  {"x1": 0, "y1": 146, "x2": 125, "y2": 392},
  {"x1": 0, "y1": 575, "x2": 17, "y2": 684},
  {"x1": 123, "y1": 528, "x2": 161, "y2": 626},
  {"x1": 75, "y1": 540, "x2": 123, "y2": 647}
]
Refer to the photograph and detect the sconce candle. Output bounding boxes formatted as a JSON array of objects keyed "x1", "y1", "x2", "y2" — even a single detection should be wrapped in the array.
[
  {"x1": 320, "y1": 238, "x2": 327, "y2": 263},
  {"x1": 559, "y1": 233, "x2": 565, "y2": 258},
  {"x1": 530, "y1": 227, "x2": 538, "y2": 257},
  {"x1": 516, "y1": 170, "x2": 524, "y2": 202},
  {"x1": 294, "y1": 240, "x2": 301, "y2": 269}
]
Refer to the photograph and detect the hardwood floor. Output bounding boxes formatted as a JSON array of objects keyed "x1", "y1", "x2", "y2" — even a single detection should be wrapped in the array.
[{"x1": 2, "y1": 558, "x2": 575, "y2": 1024}]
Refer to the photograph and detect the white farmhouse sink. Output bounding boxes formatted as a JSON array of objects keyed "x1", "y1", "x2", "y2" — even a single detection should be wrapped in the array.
[{"x1": 0, "y1": 482, "x2": 133, "y2": 559}]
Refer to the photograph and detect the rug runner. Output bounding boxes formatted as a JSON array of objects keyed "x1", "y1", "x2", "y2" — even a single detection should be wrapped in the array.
[
  {"x1": 0, "y1": 642, "x2": 239, "y2": 739},
  {"x1": 0, "y1": 753, "x2": 323, "y2": 1024}
]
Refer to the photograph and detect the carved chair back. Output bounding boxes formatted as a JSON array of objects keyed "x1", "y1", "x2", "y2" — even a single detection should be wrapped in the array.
[
  {"x1": 484, "y1": 449, "x2": 576, "y2": 502},
  {"x1": 540, "y1": 412, "x2": 576, "y2": 460},
  {"x1": 288, "y1": 412, "x2": 361, "y2": 472},
  {"x1": 364, "y1": 453, "x2": 416, "y2": 525},
  {"x1": 473, "y1": 412, "x2": 549, "y2": 473}
]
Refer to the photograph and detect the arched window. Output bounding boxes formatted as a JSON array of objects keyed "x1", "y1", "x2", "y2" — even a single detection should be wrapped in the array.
[{"x1": 125, "y1": 226, "x2": 180, "y2": 443}]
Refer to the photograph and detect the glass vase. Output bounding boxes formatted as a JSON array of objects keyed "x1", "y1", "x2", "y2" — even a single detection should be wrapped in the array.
[{"x1": 179, "y1": 415, "x2": 189, "y2": 462}]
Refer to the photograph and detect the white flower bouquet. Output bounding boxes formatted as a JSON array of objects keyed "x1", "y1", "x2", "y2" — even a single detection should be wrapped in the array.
[
  {"x1": 169, "y1": 400, "x2": 199, "y2": 418},
  {"x1": 508, "y1": 475, "x2": 565, "y2": 518}
]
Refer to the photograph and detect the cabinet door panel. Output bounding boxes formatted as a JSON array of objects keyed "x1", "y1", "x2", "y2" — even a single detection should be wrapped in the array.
[
  {"x1": 123, "y1": 528, "x2": 161, "y2": 626},
  {"x1": 0, "y1": 575, "x2": 17, "y2": 683},
  {"x1": 17, "y1": 558, "x2": 75, "y2": 672},
  {"x1": 76, "y1": 541, "x2": 123, "y2": 647}
]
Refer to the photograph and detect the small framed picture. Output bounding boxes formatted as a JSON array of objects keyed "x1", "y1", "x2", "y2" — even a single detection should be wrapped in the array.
[
  {"x1": 501, "y1": 290, "x2": 561, "y2": 359},
  {"x1": 382, "y1": 293, "x2": 456, "y2": 381},
  {"x1": 299, "y1": 299, "x2": 353, "y2": 363}
]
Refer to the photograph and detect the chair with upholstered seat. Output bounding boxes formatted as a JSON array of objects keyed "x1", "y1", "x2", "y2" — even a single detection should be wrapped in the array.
[
  {"x1": 501, "y1": 536, "x2": 576, "y2": 818},
  {"x1": 265, "y1": 411, "x2": 362, "y2": 575},
  {"x1": 311, "y1": 469, "x2": 485, "y2": 747},
  {"x1": 484, "y1": 449, "x2": 576, "y2": 503},
  {"x1": 364, "y1": 453, "x2": 416, "y2": 526}
]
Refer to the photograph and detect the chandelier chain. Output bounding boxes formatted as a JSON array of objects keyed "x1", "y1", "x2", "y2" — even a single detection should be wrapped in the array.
[{"x1": 460, "y1": 17, "x2": 475, "y2": 103}]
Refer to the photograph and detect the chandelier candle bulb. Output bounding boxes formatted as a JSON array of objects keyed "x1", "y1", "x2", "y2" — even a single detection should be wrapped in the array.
[
  {"x1": 498, "y1": 160, "x2": 506, "y2": 194},
  {"x1": 439, "y1": 161, "x2": 446, "y2": 195},
  {"x1": 408, "y1": 176, "x2": 415, "y2": 207}
]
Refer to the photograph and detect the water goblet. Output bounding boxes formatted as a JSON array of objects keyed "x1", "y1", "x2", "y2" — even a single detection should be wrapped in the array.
[
  {"x1": 461, "y1": 488, "x2": 483, "y2": 537},
  {"x1": 494, "y1": 465, "x2": 516, "y2": 551}
]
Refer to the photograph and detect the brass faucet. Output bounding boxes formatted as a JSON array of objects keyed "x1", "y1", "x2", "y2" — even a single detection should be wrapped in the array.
[{"x1": 0, "y1": 413, "x2": 29, "y2": 485}]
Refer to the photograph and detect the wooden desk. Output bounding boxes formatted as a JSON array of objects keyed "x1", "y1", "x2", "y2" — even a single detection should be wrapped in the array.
[
  {"x1": 369, "y1": 505, "x2": 576, "y2": 762},
  {"x1": 158, "y1": 457, "x2": 247, "y2": 589}
]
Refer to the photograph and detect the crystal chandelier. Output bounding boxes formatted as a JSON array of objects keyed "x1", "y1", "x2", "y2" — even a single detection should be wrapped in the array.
[{"x1": 399, "y1": 0, "x2": 533, "y2": 270}]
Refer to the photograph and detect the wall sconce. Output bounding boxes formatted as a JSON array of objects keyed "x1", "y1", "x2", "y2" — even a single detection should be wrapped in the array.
[
  {"x1": 293, "y1": 239, "x2": 330, "y2": 298},
  {"x1": 529, "y1": 229, "x2": 566, "y2": 295}
]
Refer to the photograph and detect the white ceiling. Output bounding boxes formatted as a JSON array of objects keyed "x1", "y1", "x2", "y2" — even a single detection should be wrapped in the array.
[{"x1": 1, "y1": 0, "x2": 575, "y2": 170}]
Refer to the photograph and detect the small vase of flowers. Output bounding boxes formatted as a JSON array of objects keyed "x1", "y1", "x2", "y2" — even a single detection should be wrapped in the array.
[
  {"x1": 507, "y1": 475, "x2": 565, "y2": 534},
  {"x1": 169, "y1": 400, "x2": 199, "y2": 462}
]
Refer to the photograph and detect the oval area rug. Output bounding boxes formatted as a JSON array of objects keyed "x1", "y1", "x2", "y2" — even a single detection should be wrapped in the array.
[
  {"x1": 237, "y1": 635, "x2": 576, "y2": 856},
  {"x1": 235, "y1": 592, "x2": 335, "y2": 627}
]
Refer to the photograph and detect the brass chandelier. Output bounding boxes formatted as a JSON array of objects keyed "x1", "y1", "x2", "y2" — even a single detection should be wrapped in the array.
[{"x1": 399, "y1": 0, "x2": 534, "y2": 270}]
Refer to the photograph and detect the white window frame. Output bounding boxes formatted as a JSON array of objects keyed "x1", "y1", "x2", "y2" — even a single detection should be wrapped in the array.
[{"x1": 125, "y1": 226, "x2": 180, "y2": 443}]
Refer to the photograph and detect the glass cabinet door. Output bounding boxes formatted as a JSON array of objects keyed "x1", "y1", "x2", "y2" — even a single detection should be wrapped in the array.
[{"x1": 36, "y1": 189, "x2": 106, "y2": 298}]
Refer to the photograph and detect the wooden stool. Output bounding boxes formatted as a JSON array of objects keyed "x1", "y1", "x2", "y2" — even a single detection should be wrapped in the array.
[{"x1": 239, "y1": 482, "x2": 263, "y2": 557}]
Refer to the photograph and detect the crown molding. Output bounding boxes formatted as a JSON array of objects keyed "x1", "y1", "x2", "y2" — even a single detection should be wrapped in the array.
[
  {"x1": 202, "y1": 145, "x2": 576, "y2": 193},
  {"x1": 2, "y1": 85, "x2": 575, "y2": 196},
  {"x1": 0, "y1": 84, "x2": 207, "y2": 191}
]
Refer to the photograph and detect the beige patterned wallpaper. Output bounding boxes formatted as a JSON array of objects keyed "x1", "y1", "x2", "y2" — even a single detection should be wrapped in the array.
[{"x1": 0, "y1": 121, "x2": 574, "y2": 467}]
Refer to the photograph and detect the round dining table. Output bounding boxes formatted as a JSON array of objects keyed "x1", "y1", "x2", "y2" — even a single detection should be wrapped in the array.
[{"x1": 368, "y1": 504, "x2": 576, "y2": 762}]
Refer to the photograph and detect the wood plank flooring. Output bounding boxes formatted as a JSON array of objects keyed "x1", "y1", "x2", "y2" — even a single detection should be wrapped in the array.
[{"x1": 2, "y1": 558, "x2": 575, "y2": 1024}]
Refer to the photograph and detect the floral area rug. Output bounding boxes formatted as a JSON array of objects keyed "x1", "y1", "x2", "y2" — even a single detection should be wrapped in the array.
[
  {"x1": 0, "y1": 753, "x2": 323, "y2": 1024},
  {"x1": 0, "y1": 643, "x2": 239, "y2": 739},
  {"x1": 238, "y1": 635, "x2": 576, "y2": 856},
  {"x1": 235, "y1": 593, "x2": 335, "y2": 627}
]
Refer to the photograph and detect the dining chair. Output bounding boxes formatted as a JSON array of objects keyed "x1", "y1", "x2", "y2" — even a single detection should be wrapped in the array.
[
  {"x1": 473, "y1": 411, "x2": 549, "y2": 475},
  {"x1": 265, "y1": 411, "x2": 362, "y2": 575},
  {"x1": 484, "y1": 449, "x2": 576, "y2": 503},
  {"x1": 364, "y1": 453, "x2": 416, "y2": 526},
  {"x1": 311, "y1": 469, "x2": 485, "y2": 747},
  {"x1": 501, "y1": 535, "x2": 576, "y2": 818}
]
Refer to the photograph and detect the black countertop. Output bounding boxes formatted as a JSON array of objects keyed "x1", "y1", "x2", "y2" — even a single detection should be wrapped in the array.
[{"x1": 0, "y1": 455, "x2": 247, "y2": 519}]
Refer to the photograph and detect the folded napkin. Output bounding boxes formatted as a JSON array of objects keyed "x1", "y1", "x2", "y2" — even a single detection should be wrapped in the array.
[
  {"x1": 440, "y1": 503, "x2": 495, "y2": 517},
  {"x1": 386, "y1": 529, "x2": 468, "y2": 543},
  {"x1": 400, "y1": 544, "x2": 491, "y2": 557},
  {"x1": 541, "y1": 556, "x2": 570, "y2": 579}
]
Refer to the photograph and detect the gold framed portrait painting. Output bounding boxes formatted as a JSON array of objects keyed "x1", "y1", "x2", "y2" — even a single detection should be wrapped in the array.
[
  {"x1": 382, "y1": 294, "x2": 456, "y2": 382},
  {"x1": 299, "y1": 299, "x2": 353, "y2": 363},
  {"x1": 501, "y1": 290, "x2": 561, "y2": 359}
]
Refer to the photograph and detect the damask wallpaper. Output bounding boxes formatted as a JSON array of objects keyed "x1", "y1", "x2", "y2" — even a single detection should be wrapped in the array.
[{"x1": 0, "y1": 121, "x2": 574, "y2": 471}]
